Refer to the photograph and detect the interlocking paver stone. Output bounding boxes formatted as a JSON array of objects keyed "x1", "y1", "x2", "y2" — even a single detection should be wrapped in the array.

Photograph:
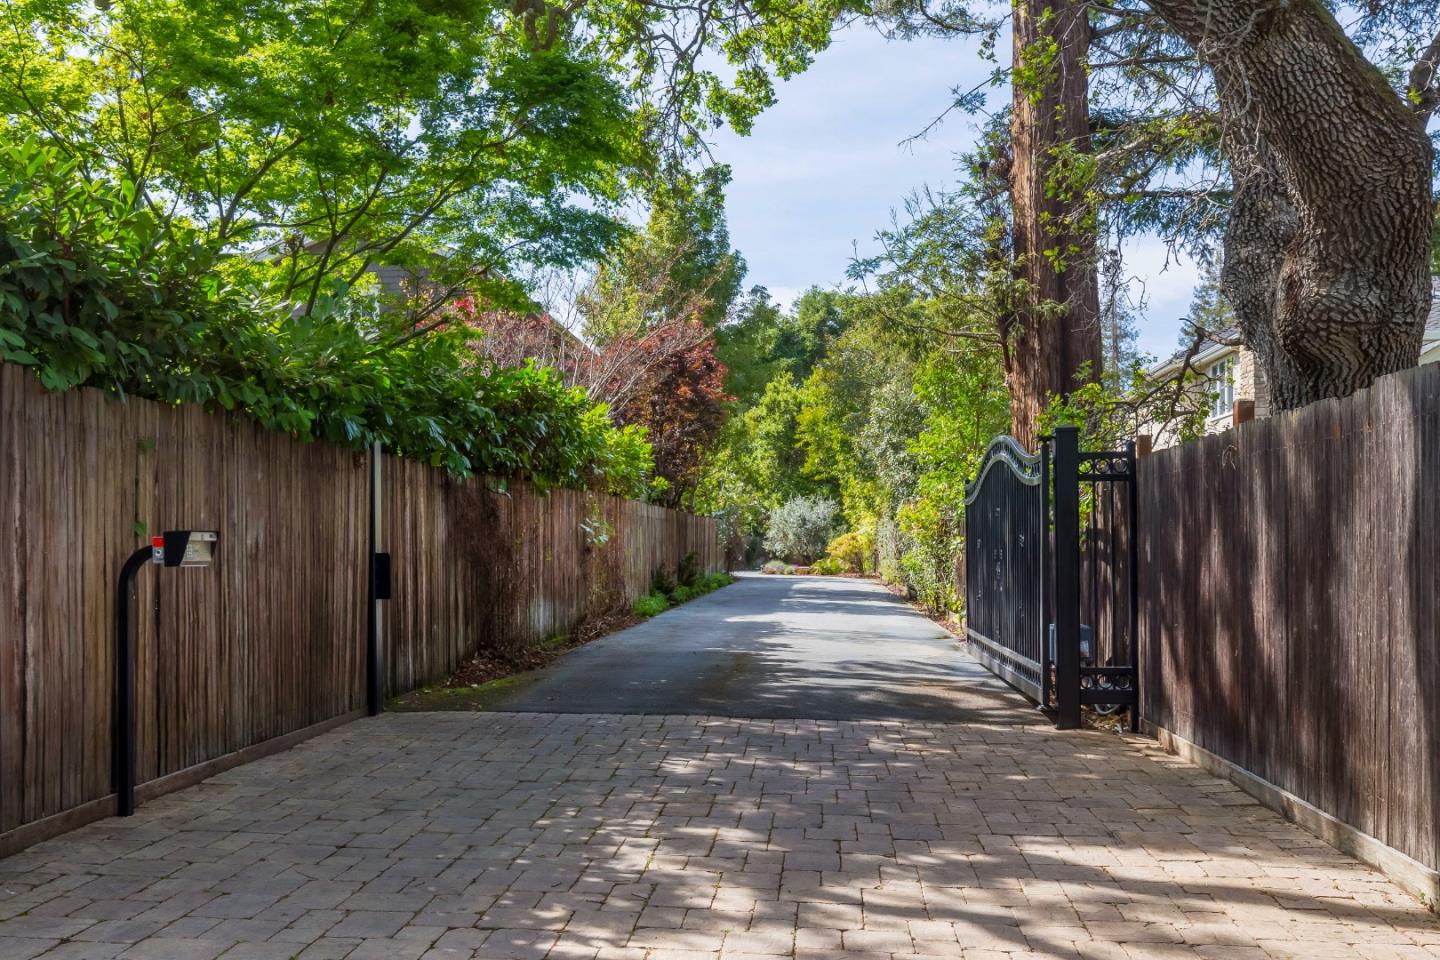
[{"x1": 5, "y1": 586, "x2": 1440, "y2": 960}]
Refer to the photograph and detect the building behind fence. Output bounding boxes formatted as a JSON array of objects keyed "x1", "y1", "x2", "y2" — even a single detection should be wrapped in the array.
[
  {"x1": 0, "y1": 363, "x2": 720, "y2": 853},
  {"x1": 1139, "y1": 361, "x2": 1440, "y2": 889}
]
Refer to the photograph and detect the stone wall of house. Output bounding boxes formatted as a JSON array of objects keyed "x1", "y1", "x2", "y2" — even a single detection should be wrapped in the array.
[{"x1": 1236, "y1": 347, "x2": 1271, "y2": 419}]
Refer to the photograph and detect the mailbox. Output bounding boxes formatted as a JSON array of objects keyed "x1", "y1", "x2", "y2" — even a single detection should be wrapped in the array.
[{"x1": 151, "y1": 530, "x2": 219, "y2": 568}]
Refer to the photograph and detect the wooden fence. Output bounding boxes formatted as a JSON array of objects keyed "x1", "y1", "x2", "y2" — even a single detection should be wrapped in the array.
[
  {"x1": 0, "y1": 363, "x2": 719, "y2": 852},
  {"x1": 1139, "y1": 361, "x2": 1440, "y2": 877}
]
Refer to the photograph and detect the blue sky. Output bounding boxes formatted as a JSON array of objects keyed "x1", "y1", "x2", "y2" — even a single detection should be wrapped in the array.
[{"x1": 705, "y1": 25, "x2": 1202, "y2": 359}]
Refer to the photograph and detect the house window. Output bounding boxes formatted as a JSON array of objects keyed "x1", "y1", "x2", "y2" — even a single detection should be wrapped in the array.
[{"x1": 1209, "y1": 357, "x2": 1234, "y2": 418}]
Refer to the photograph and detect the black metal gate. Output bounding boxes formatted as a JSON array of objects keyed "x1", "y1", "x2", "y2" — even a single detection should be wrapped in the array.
[
  {"x1": 963, "y1": 436, "x2": 1047, "y2": 701},
  {"x1": 963, "y1": 426, "x2": 1139, "y2": 730}
]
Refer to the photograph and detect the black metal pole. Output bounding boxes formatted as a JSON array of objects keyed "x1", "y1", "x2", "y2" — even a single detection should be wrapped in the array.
[
  {"x1": 1039, "y1": 436, "x2": 1052, "y2": 711},
  {"x1": 366, "y1": 441, "x2": 382, "y2": 716},
  {"x1": 114, "y1": 545, "x2": 151, "y2": 817},
  {"x1": 1126, "y1": 439, "x2": 1141, "y2": 734},
  {"x1": 1052, "y1": 426, "x2": 1082, "y2": 730}
]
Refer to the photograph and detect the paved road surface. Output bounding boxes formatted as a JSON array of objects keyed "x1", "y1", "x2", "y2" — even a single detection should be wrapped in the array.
[
  {"x1": 487, "y1": 574, "x2": 1030, "y2": 723},
  {"x1": 4, "y1": 572, "x2": 1438, "y2": 959}
]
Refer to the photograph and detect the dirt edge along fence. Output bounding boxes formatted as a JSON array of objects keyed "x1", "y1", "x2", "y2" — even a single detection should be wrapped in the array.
[
  {"x1": 1139, "y1": 360, "x2": 1440, "y2": 888},
  {"x1": 0, "y1": 362, "x2": 720, "y2": 854}
]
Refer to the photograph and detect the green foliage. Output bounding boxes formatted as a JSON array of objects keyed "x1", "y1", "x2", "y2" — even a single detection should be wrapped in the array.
[
  {"x1": 677, "y1": 551, "x2": 701, "y2": 588},
  {"x1": 697, "y1": 572, "x2": 734, "y2": 592},
  {"x1": 825, "y1": 532, "x2": 871, "y2": 573},
  {"x1": 0, "y1": 139, "x2": 652, "y2": 490},
  {"x1": 633, "y1": 591, "x2": 670, "y2": 617},
  {"x1": 810, "y1": 556, "x2": 844, "y2": 576},
  {"x1": 764, "y1": 495, "x2": 839, "y2": 564},
  {"x1": 582, "y1": 166, "x2": 744, "y2": 342},
  {"x1": 1039, "y1": 359, "x2": 1210, "y2": 452},
  {"x1": 0, "y1": 0, "x2": 638, "y2": 314},
  {"x1": 634, "y1": 569, "x2": 730, "y2": 616},
  {"x1": 650, "y1": 564, "x2": 678, "y2": 596}
]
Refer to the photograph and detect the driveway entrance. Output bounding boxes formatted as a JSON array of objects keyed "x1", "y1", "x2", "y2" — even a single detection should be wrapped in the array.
[
  {"x1": 2, "y1": 576, "x2": 1437, "y2": 959},
  {"x1": 487, "y1": 575, "x2": 1026, "y2": 723}
]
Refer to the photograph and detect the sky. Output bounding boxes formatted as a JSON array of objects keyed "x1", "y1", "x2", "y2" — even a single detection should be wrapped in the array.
[{"x1": 704, "y1": 25, "x2": 1202, "y2": 359}]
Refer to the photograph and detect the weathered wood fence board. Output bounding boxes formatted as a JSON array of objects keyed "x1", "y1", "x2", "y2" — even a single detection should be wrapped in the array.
[
  {"x1": 1140, "y1": 362, "x2": 1440, "y2": 873},
  {"x1": 0, "y1": 363, "x2": 719, "y2": 846}
]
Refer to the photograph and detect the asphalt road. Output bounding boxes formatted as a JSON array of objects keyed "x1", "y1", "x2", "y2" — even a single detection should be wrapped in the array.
[{"x1": 487, "y1": 573, "x2": 1033, "y2": 722}]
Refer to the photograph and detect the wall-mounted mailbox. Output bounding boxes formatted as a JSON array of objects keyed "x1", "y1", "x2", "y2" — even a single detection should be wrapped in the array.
[
  {"x1": 151, "y1": 530, "x2": 220, "y2": 567},
  {"x1": 374, "y1": 551, "x2": 392, "y2": 600}
]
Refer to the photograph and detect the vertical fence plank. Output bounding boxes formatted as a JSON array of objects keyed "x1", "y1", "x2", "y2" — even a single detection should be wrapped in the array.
[
  {"x1": 1139, "y1": 362, "x2": 1440, "y2": 874},
  {"x1": 0, "y1": 363, "x2": 718, "y2": 844}
]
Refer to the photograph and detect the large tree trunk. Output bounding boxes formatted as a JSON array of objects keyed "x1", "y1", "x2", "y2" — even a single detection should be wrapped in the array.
[
  {"x1": 1146, "y1": 0, "x2": 1433, "y2": 410},
  {"x1": 1006, "y1": 0, "x2": 1102, "y2": 449}
]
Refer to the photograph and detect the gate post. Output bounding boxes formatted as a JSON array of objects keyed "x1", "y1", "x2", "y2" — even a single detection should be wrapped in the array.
[{"x1": 1052, "y1": 426, "x2": 1082, "y2": 730}]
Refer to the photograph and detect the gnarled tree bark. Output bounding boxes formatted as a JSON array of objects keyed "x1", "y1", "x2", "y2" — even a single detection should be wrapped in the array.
[
  {"x1": 1007, "y1": 0, "x2": 1102, "y2": 448},
  {"x1": 1145, "y1": 0, "x2": 1434, "y2": 410}
]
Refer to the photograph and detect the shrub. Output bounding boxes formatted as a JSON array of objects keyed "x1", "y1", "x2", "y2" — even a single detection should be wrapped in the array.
[
  {"x1": 633, "y1": 591, "x2": 670, "y2": 617},
  {"x1": 700, "y1": 572, "x2": 733, "y2": 591},
  {"x1": 825, "y1": 532, "x2": 872, "y2": 573},
  {"x1": 650, "y1": 565, "x2": 677, "y2": 596},
  {"x1": 761, "y1": 559, "x2": 788, "y2": 575},
  {"x1": 676, "y1": 551, "x2": 700, "y2": 588},
  {"x1": 670, "y1": 585, "x2": 694, "y2": 604},
  {"x1": 763, "y1": 496, "x2": 840, "y2": 563},
  {"x1": 810, "y1": 557, "x2": 844, "y2": 576}
]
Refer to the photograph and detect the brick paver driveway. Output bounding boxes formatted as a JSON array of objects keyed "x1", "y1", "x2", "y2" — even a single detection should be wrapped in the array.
[{"x1": 4, "y1": 583, "x2": 1439, "y2": 959}]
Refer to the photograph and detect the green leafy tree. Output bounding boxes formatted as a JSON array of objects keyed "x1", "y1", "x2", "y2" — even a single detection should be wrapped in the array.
[
  {"x1": 582, "y1": 166, "x2": 745, "y2": 342},
  {"x1": 0, "y1": 0, "x2": 641, "y2": 319},
  {"x1": 0, "y1": 139, "x2": 652, "y2": 492}
]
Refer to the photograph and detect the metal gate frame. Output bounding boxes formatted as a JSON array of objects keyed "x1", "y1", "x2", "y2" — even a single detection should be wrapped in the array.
[{"x1": 964, "y1": 426, "x2": 1140, "y2": 731}]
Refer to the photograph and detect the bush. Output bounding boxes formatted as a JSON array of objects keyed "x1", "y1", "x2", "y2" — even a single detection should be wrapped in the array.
[
  {"x1": 650, "y1": 565, "x2": 677, "y2": 596},
  {"x1": 810, "y1": 557, "x2": 844, "y2": 576},
  {"x1": 676, "y1": 551, "x2": 700, "y2": 588},
  {"x1": 699, "y1": 572, "x2": 733, "y2": 591},
  {"x1": 761, "y1": 559, "x2": 788, "y2": 574},
  {"x1": 764, "y1": 496, "x2": 840, "y2": 563},
  {"x1": 633, "y1": 591, "x2": 670, "y2": 617},
  {"x1": 670, "y1": 585, "x2": 694, "y2": 603},
  {"x1": 826, "y1": 532, "x2": 872, "y2": 573}
]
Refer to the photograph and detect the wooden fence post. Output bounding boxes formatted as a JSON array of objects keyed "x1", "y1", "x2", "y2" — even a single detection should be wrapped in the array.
[{"x1": 1052, "y1": 426, "x2": 1082, "y2": 730}]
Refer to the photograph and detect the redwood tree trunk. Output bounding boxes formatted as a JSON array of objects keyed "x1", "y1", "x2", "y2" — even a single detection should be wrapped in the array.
[
  {"x1": 1146, "y1": 0, "x2": 1434, "y2": 409},
  {"x1": 1007, "y1": 0, "x2": 1102, "y2": 449}
]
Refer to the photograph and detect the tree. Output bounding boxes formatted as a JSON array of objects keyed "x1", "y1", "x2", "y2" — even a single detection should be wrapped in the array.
[
  {"x1": 582, "y1": 166, "x2": 745, "y2": 341},
  {"x1": 715, "y1": 286, "x2": 790, "y2": 404},
  {"x1": 0, "y1": 0, "x2": 636, "y2": 319},
  {"x1": 1006, "y1": 0, "x2": 1102, "y2": 447},
  {"x1": 614, "y1": 323, "x2": 731, "y2": 506},
  {"x1": 1139, "y1": 0, "x2": 1436, "y2": 409}
]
